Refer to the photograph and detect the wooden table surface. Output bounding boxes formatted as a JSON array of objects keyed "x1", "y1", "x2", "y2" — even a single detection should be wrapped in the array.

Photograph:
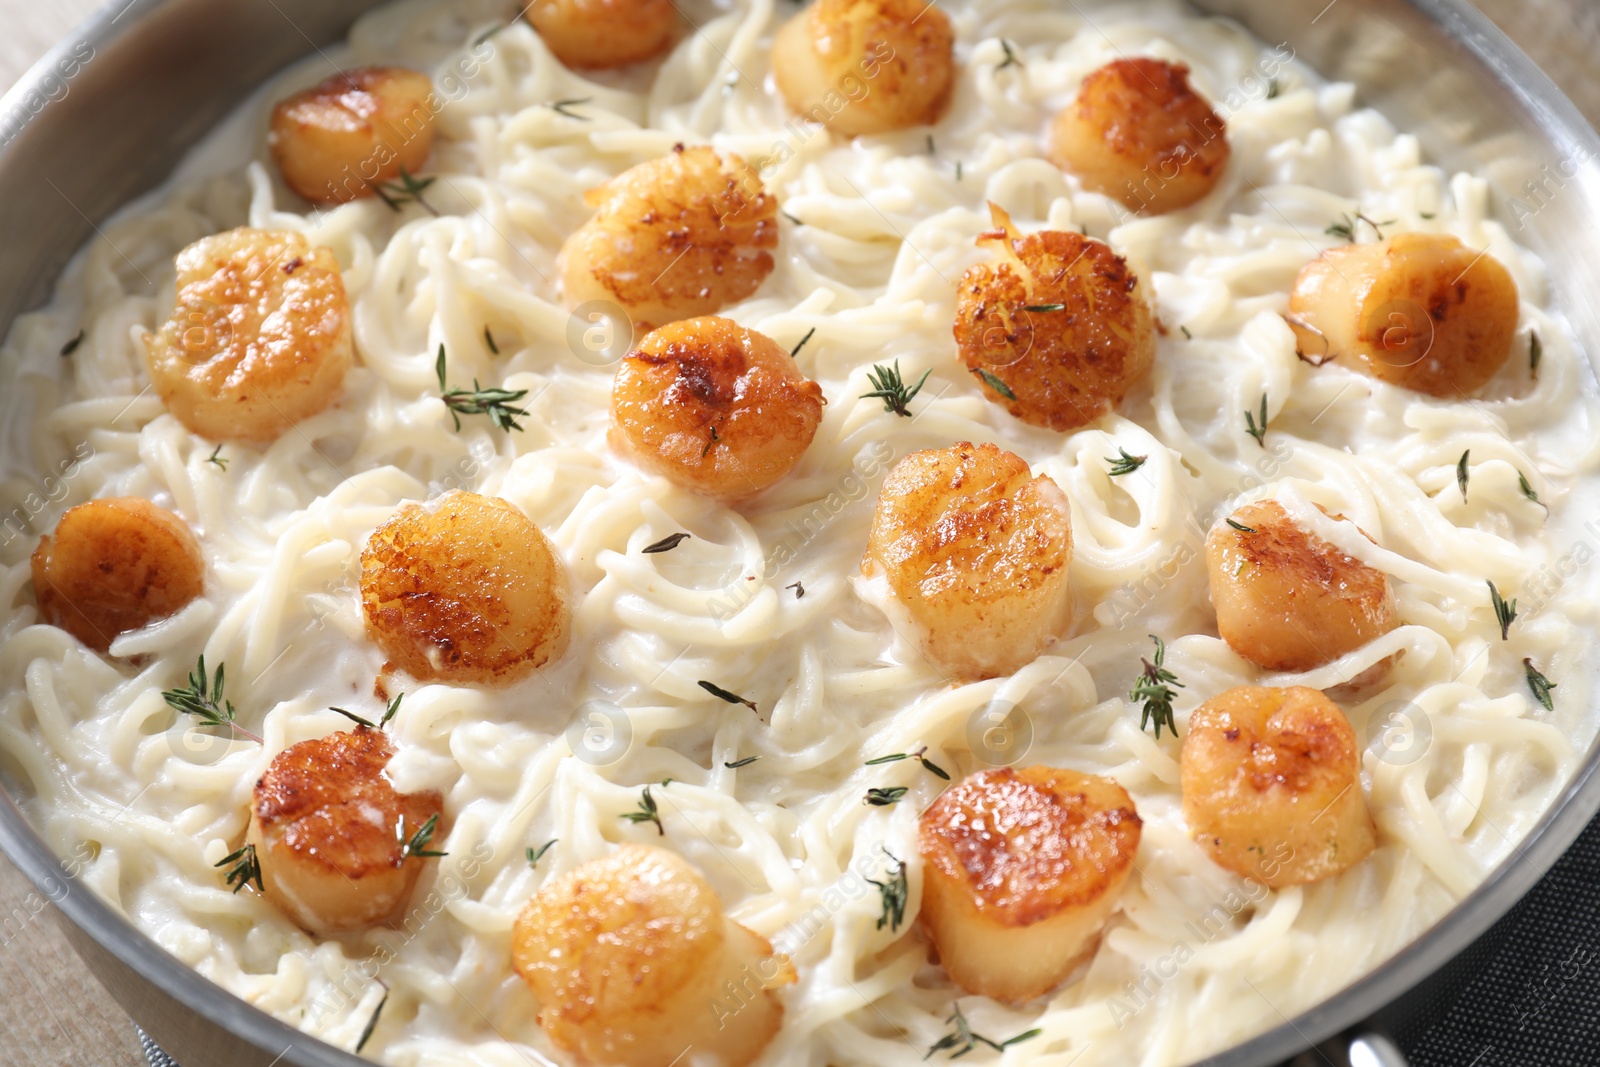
[{"x1": 0, "y1": 1, "x2": 1596, "y2": 1064}]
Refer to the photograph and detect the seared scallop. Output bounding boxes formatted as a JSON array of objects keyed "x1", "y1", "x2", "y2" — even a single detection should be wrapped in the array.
[
  {"x1": 560, "y1": 146, "x2": 778, "y2": 331},
  {"x1": 771, "y1": 0, "x2": 955, "y2": 135},
  {"x1": 919, "y1": 766, "x2": 1142, "y2": 1002},
  {"x1": 609, "y1": 316, "x2": 825, "y2": 502},
  {"x1": 525, "y1": 0, "x2": 678, "y2": 70},
  {"x1": 1049, "y1": 57, "x2": 1231, "y2": 214},
  {"x1": 860, "y1": 442, "x2": 1073, "y2": 681},
  {"x1": 513, "y1": 844, "x2": 794, "y2": 1067},
  {"x1": 31, "y1": 498, "x2": 204, "y2": 652},
  {"x1": 1287, "y1": 232, "x2": 1519, "y2": 396},
  {"x1": 269, "y1": 66, "x2": 436, "y2": 204},
  {"x1": 1205, "y1": 500, "x2": 1398, "y2": 675},
  {"x1": 359, "y1": 491, "x2": 571, "y2": 685},
  {"x1": 953, "y1": 203, "x2": 1155, "y2": 431},
  {"x1": 1182, "y1": 685, "x2": 1376, "y2": 887},
  {"x1": 144, "y1": 228, "x2": 353, "y2": 444},
  {"x1": 246, "y1": 727, "x2": 445, "y2": 936}
]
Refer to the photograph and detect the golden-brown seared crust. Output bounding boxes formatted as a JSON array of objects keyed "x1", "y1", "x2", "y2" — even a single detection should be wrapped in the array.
[
  {"x1": 1287, "y1": 232, "x2": 1519, "y2": 397},
  {"x1": 144, "y1": 228, "x2": 353, "y2": 444},
  {"x1": 954, "y1": 218, "x2": 1155, "y2": 431},
  {"x1": 253, "y1": 727, "x2": 441, "y2": 881},
  {"x1": 920, "y1": 767, "x2": 1142, "y2": 927},
  {"x1": 512, "y1": 844, "x2": 791, "y2": 1067},
  {"x1": 1048, "y1": 57, "x2": 1230, "y2": 214},
  {"x1": 1182, "y1": 685, "x2": 1376, "y2": 887},
  {"x1": 525, "y1": 0, "x2": 678, "y2": 70},
  {"x1": 269, "y1": 66, "x2": 436, "y2": 204},
  {"x1": 610, "y1": 316, "x2": 825, "y2": 500},
  {"x1": 863, "y1": 442, "x2": 1073, "y2": 679},
  {"x1": 560, "y1": 147, "x2": 777, "y2": 330},
  {"x1": 772, "y1": 0, "x2": 955, "y2": 135},
  {"x1": 31, "y1": 498, "x2": 204, "y2": 652},
  {"x1": 1205, "y1": 500, "x2": 1397, "y2": 673},
  {"x1": 359, "y1": 491, "x2": 571, "y2": 685}
]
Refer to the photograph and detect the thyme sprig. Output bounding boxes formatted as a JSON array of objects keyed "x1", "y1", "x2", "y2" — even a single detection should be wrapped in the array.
[
  {"x1": 436, "y1": 345, "x2": 530, "y2": 432},
  {"x1": 1326, "y1": 211, "x2": 1395, "y2": 242},
  {"x1": 867, "y1": 849, "x2": 907, "y2": 932},
  {"x1": 164, "y1": 656, "x2": 262, "y2": 744},
  {"x1": 371, "y1": 166, "x2": 438, "y2": 215},
  {"x1": 329, "y1": 693, "x2": 404, "y2": 731},
  {"x1": 206, "y1": 445, "x2": 228, "y2": 470},
  {"x1": 864, "y1": 746, "x2": 950, "y2": 780},
  {"x1": 862, "y1": 360, "x2": 932, "y2": 418},
  {"x1": 924, "y1": 1003, "x2": 1042, "y2": 1060},
  {"x1": 699, "y1": 679, "x2": 757, "y2": 712},
  {"x1": 1244, "y1": 393, "x2": 1268, "y2": 447},
  {"x1": 621, "y1": 785, "x2": 664, "y2": 835},
  {"x1": 1488, "y1": 581, "x2": 1517, "y2": 640},
  {"x1": 1456, "y1": 450, "x2": 1470, "y2": 503},
  {"x1": 1129, "y1": 635, "x2": 1183, "y2": 740},
  {"x1": 526, "y1": 840, "x2": 558, "y2": 868},
  {"x1": 215, "y1": 843, "x2": 263, "y2": 894},
  {"x1": 397, "y1": 812, "x2": 447, "y2": 861},
  {"x1": 864, "y1": 786, "x2": 909, "y2": 807},
  {"x1": 1106, "y1": 448, "x2": 1147, "y2": 477}
]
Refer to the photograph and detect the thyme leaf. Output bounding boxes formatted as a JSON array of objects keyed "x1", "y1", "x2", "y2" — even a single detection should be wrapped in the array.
[
  {"x1": 1456, "y1": 449, "x2": 1470, "y2": 503},
  {"x1": 971, "y1": 366, "x2": 1018, "y2": 402},
  {"x1": 642, "y1": 532, "x2": 691, "y2": 554},
  {"x1": 355, "y1": 985, "x2": 389, "y2": 1054},
  {"x1": 546, "y1": 97, "x2": 592, "y2": 121},
  {"x1": 1530, "y1": 332, "x2": 1543, "y2": 380},
  {"x1": 60, "y1": 329, "x2": 85, "y2": 357},
  {"x1": 484, "y1": 326, "x2": 500, "y2": 355},
  {"x1": 526, "y1": 839, "x2": 557, "y2": 868},
  {"x1": 996, "y1": 39, "x2": 1023, "y2": 70},
  {"x1": 864, "y1": 786, "x2": 909, "y2": 806},
  {"x1": 864, "y1": 746, "x2": 949, "y2": 780},
  {"x1": 724, "y1": 756, "x2": 759, "y2": 769},
  {"x1": 787, "y1": 580, "x2": 805, "y2": 598},
  {"x1": 206, "y1": 445, "x2": 228, "y2": 470},
  {"x1": 698, "y1": 679, "x2": 757, "y2": 712},
  {"x1": 1021, "y1": 303, "x2": 1065, "y2": 313},
  {"x1": 1226, "y1": 518, "x2": 1256, "y2": 533},
  {"x1": 790, "y1": 327, "x2": 817, "y2": 358}
]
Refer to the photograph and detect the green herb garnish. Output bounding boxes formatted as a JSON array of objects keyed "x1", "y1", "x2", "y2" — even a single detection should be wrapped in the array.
[
  {"x1": 1244, "y1": 393, "x2": 1268, "y2": 447},
  {"x1": 371, "y1": 166, "x2": 438, "y2": 215},
  {"x1": 164, "y1": 656, "x2": 262, "y2": 744},
  {"x1": 397, "y1": 812, "x2": 447, "y2": 861},
  {"x1": 621, "y1": 785, "x2": 664, "y2": 835},
  {"x1": 1488, "y1": 580, "x2": 1517, "y2": 640},
  {"x1": 215, "y1": 843, "x2": 263, "y2": 894},
  {"x1": 863, "y1": 360, "x2": 932, "y2": 418},
  {"x1": 867, "y1": 849, "x2": 907, "y2": 932},
  {"x1": 642, "y1": 532, "x2": 691, "y2": 554},
  {"x1": 526, "y1": 840, "x2": 557, "y2": 868},
  {"x1": 1129, "y1": 635, "x2": 1183, "y2": 740},
  {"x1": 971, "y1": 366, "x2": 1017, "y2": 402},
  {"x1": 924, "y1": 1002, "x2": 1042, "y2": 1060},
  {"x1": 699, "y1": 680, "x2": 757, "y2": 712},
  {"x1": 436, "y1": 345, "x2": 529, "y2": 432}
]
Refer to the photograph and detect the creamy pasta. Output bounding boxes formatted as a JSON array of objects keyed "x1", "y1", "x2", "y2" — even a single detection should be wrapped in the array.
[{"x1": 1, "y1": 0, "x2": 1598, "y2": 1064}]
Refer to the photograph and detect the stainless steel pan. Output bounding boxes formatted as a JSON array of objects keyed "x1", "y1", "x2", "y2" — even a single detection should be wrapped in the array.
[{"x1": 1, "y1": 1, "x2": 1597, "y2": 1065}]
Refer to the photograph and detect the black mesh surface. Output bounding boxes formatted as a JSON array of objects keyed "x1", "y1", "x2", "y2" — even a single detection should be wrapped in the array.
[{"x1": 1404, "y1": 812, "x2": 1600, "y2": 1065}]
